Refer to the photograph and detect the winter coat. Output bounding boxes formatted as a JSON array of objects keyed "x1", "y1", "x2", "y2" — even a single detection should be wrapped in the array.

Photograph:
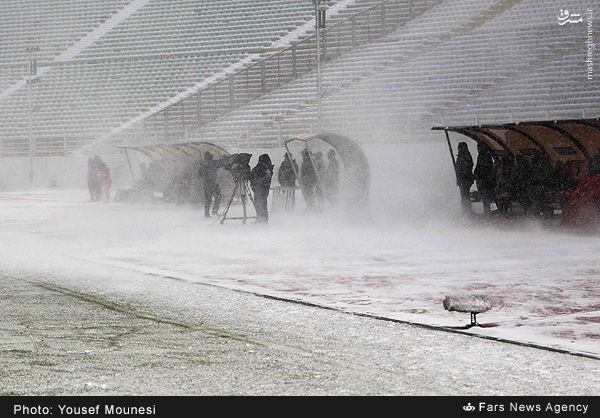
[
  {"x1": 199, "y1": 153, "x2": 223, "y2": 188},
  {"x1": 455, "y1": 147, "x2": 474, "y2": 187},
  {"x1": 300, "y1": 156, "x2": 317, "y2": 189},
  {"x1": 99, "y1": 164, "x2": 111, "y2": 186},
  {"x1": 250, "y1": 154, "x2": 274, "y2": 196},
  {"x1": 561, "y1": 174, "x2": 600, "y2": 227},
  {"x1": 278, "y1": 155, "x2": 298, "y2": 187},
  {"x1": 87, "y1": 158, "x2": 99, "y2": 186},
  {"x1": 474, "y1": 149, "x2": 495, "y2": 192},
  {"x1": 324, "y1": 157, "x2": 340, "y2": 196},
  {"x1": 589, "y1": 152, "x2": 600, "y2": 177},
  {"x1": 513, "y1": 156, "x2": 532, "y2": 194},
  {"x1": 315, "y1": 157, "x2": 325, "y2": 181}
]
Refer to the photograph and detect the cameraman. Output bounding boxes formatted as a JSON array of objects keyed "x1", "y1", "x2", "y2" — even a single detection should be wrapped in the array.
[
  {"x1": 199, "y1": 151, "x2": 225, "y2": 217},
  {"x1": 249, "y1": 154, "x2": 274, "y2": 223},
  {"x1": 224, "y1": 153, "x2": 251, "y2": 183}
]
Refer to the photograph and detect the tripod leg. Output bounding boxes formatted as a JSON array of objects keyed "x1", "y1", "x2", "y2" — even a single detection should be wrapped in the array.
[
  {"x1": 241, "y1": 195, "x2": 247, "y2": 224},
  {"x1": 239, "y1": 182, "x2": 246, "y2": 224},
  {"x1": 220, "y1": 181, "x2": 239, "y2": 224},
  {"x1": 245, "y1": 181, "x2": 255, "y2": 206},
  {"x1": 245, "y1": 182, "x2": 258, "y2": 222}
]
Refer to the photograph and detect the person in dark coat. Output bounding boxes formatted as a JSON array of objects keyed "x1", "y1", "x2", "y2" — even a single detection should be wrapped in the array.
[
  {"x1": 529, "y1": 150, "x2": 553, "y2": 216},
  {"x1": 87, "y1": 157, "x2": 101, "y2": 201},
  {"x1": 588, "y1": 152, "x2": 600, "y2": 177},
  {"x1": 494, "y1": 152, "x2": 514, "y2": 216},
  {"x1": 278, "y1": 153, "x2": 298, "y2": 188},
  {"x1": 474, "y1": 143, "x2": 495, "y2": 214},
  {"x1": 455, "y1": 142, "x2": 474, "y2": 214},
  {"x1": 314, "y1": 151, "x2": 326, "y2": 208},
  {"x1": 323, "y1": 149, "x2": 340, "y2": 205},
  {"x1": 199, "y1": 151, "x2": 224, "y2": 217},
  {"x1": 300, "y1": 149, "x2": 317, "y2": 211},
  {"x1": 249, "y1": 154, "x2": 274, "y2": 223},
  {"x1": 548, "y1": 160, "x2": 566, "y2": 192},
  {"x1": 513, "y1": 155, "x2": 533, "y2": 214},
  {"x1": 172, "y1": 162, "x2": 195, "y2": 206}
]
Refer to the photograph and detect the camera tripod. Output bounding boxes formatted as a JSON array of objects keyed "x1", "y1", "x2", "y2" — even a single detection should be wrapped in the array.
[{"x1": 219, "y1": 178, "x2": 256, "y2": 224}]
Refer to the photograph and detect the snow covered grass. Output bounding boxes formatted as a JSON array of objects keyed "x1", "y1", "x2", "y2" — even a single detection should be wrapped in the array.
[
  {"x1": 1, "y1": 187, "x2": 599, "y2": 357},
  {"x1": 1, "y1": 142, "x2": 598, "y2": 357}
]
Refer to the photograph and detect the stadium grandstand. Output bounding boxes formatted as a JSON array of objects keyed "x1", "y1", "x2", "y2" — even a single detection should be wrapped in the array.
[{"x1": 0, "y1": 0, "x2": 597, "y2": 163}]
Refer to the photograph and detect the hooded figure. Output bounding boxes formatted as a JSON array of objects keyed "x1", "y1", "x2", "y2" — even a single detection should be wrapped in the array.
[
  {"x1": 87, "y1": 157, "x2": 101, "y2": 201},
  {"x1": 529, "y1": 150, "x2": 553, "y2": 216},
  {"x1": 300, "y1": 149, "x2": 317, "y2": 210},
  {"x1": 250, "y1": 154, "x2": 274, "y2": 223},
  {"x1": 324, "y1": 149, "x2": 340, "y2": 205},
  {"x1": 278, "y1": 153, "x2": 298, "y2": 188},
  {"x1": 495, "y1": 152, "x2": 515, "y2": 215},
  {"x1": 474, "y1": 143, "x2": 495, "y2": 214},
  {"x1": 92, "y1": 156, "x2": 111, "y2": 203},
  {"x1": 513, "y1": 155, "x2": 533, "y2": 214},
  {"x1": 455, "y1": 142, "x2": 474, "y2": 214},
  {"x1": 199, "y1": 151, "x2": 224, "y2": 217},
  {"x1": 589, "y1": 152, "x2": 600, "y2": 178},
  {"x1": 314, "y1": 151, "x2": 326, "y2": 206}
]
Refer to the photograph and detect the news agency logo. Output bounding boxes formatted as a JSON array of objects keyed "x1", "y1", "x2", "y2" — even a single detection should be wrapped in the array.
[
  {"x1": 559, "y1": 7, "x2": 594, "y2": 80},
  {"x1": 558, "y1": 9, "x2": 583, "y2": 25},
  {"x1": 463, "y1": 403, "x2": 475, "y2": 412}
]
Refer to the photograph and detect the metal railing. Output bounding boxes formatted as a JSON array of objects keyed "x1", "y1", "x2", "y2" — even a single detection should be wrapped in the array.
[{"x1": 140, "y1": 0, "x2": 441, "y2": 144}]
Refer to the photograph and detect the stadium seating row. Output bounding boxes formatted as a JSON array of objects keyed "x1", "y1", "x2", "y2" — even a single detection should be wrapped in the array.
[
  {"x1": 179, "y1": 0, "x2": 597, "y2": 150},
  {"x1": 1, "y1": 0, "x2": 596, "y2": 157},
  {"x1": 0, "y1": 0, "x2": 349, "y2": 155},
  {"x1": 0, "y1": 0, "x2": 131, "y2": 91},
  {"x1": 0, "y1": 0, "x2": 400, "y2": 155}
]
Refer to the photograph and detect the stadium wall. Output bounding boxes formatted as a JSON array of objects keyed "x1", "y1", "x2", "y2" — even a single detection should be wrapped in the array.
[
  {"x1": 0, "y1": 156, "x2": 133, "y2": 191},
  {"x1": 0, "y1": 156, "x2": 85, "y2": 190}
]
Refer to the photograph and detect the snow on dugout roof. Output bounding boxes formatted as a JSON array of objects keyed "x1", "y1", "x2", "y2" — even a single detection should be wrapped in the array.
[
  {"x1": 432, "y1": 119, "x2": 600, "y2": 163},
  {"x1": 120, "y1": 142, "x2": 230, "y2": 170}
]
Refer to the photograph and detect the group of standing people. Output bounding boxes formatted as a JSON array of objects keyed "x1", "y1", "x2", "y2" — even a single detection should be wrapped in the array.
[
  {"x1": 455, "y1": 141, "x2": 596, "y2": 217},
  {"x1": 279, "y1": 148, "x2": 340, "y2": 211},
  {"x1": 87, "y1": 155, "x2": 112, "y2": 202},
  {"x1": 200, "y1": 147, "x2": 340, "y2": 223},
  {"x1": 130, "y1": 147, "x2": 341, "y2": 224},
  {"x1": 197, "y1": 151, "x2": 274, "y2": 224}
]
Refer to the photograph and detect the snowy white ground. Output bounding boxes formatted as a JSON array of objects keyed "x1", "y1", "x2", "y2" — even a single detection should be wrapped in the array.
[
  {"x1": 1, "y1": 141, "x2": 599, "y2": 367},
  {"x1": 1, "y1": 185, "x2": 599, "y2": 359},
  {"x1": 4, "y1": 273, "x2": 600, "y2": 395}
]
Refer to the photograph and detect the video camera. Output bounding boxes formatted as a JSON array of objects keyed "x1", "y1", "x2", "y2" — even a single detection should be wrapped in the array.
[{"x1": 223, "y1": 153, "x2": 252, "y2": 182}]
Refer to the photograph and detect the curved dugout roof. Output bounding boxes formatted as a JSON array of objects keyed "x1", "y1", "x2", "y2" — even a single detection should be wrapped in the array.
[
  {"x1": 284, "y1": 132, "x2": 370, "y2": 203},
  {"x1": 121, "y1": 142, "x2": 230, "y2": 170},
  {"x1": 432, "y1": 119, "x2": 600, "y2": 163}
]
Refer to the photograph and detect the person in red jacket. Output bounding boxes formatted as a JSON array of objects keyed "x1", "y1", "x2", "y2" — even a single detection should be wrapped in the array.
[
  {"x1": 561, "y1": 153, "x2": 600, "y2": 229},
  {"x1": 95, "y1": 156, "x2": 112, "y2": 203}
]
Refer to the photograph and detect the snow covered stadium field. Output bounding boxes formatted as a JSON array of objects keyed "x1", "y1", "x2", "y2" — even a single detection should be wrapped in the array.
[{"x1": 1, "y1": 142, "x2": 600, "y2": 394}]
